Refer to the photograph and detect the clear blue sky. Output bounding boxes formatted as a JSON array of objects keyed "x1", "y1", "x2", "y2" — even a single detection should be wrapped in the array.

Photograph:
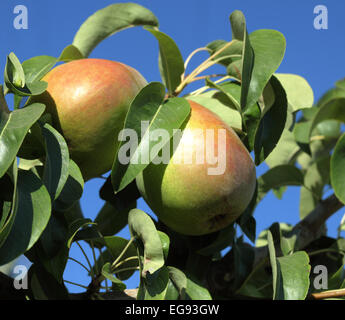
[{"x1": 1, "y1": 0, "x2": 345, "y2": 293}]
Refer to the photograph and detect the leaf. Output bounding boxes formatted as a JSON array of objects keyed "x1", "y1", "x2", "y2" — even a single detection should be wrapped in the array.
[
  {"x1": 28, "y1": 214, "x2": 69, "y2": 282},
  {"x1": 0, "y1": 161, "x2": 18, "y2": 247},
  {"x1": 236, "y1": 258, "x2": 273, "y2": 298},
  {"x1": 206, "y1": 39, "x2": 242, "y2": 67},
  {"x1": 265, "y1": 129, "x2": 300, "y2": 168},
  {"x1": 275, "y1": 73, "x2": 314, "y2": 112},
  {"x1": 58, "y1": 45, "x2": 84, "y2": 62},
  {"x1": 197, "y1": 223, "x2": 235, "y2": 256},
  {"x1": 158, "y1": 230, "x2": 170, "y2": 261},
  {"x1": 22, "y1": 55, "x2": 57, "y2": 83},
  {"x1": 53, "y1": 159, "x2": 84, "y2": 211},
  {"x1": 253, "y1": 75, "x2": 288, "y2": 164},
  {"x1": 111, "y1": 82, "x2": 190, "y2": 192},
  {"x1": 100, "y1": 176, "x2": 140, "y2": 209},
  {"x1": 66, "y1": 218, "x2": 95, "y2": 248},
  {"x1": 246, "y1": 29, "x2": 286, "y2": 109},
  {"x1": 41, "y1": 123, "x2": 70, "y2": 201},
  {"x1": 101, "y1": 262, "x2": 126, "y2": 291},
  {"x1": 185, "y1": 275, "x2": 212, "y2": 300},
  {"x1": 168, "y1": 266, "x2": 187, "y2": 299},
  {"x1": 276, "y1": 252, "x2": 310, "y2": 300},
  {"x1": 0, "y1": 103, "x2": 45, "y2": 178},
  {"x1": 205, "y1": 78, "x2": 241, "y2": 113},
  {"x1": 186, "y1": 90, "x2": 242, "y2": 130},
  {"x1": 72, "y1": 3, "x2": 159, "y2": 57},
  {"x1": 137, "y1": 266, "x2": 170, "y2": 300},
  {"x1": 29, "y1": 264, "x2": 69, "y2": 300},
  {"x1": 94, "y1": 202, "x2": 135, "y2": 237},
  {"x1": 300, "y1": 156, "x2": 330, "y2": 219},
  {"x1": 309, "y1": 91, "x2": 345, "y2": 138},
  {"x1": 233, "y1": 238, "x2": 255, "y2": 289},
  {"x1": 4, "y1": 53, "x2": 48, "y2": 96},
  {"x1": 331, "y1": 133, "x2": 345, "y2": 204},
  {"x1": 0, "y1": 169, "x2": 51, "y2": 266},
  {"x1": 4, "y1": 52, "x2": 26, "y2": 89},
  {"x1": 229, "y1": 11, "x2": 254, "y2": 111},
  {"x1": 128, "y1": 209, "x2": 164, "y2": 278},
  {"x1": 267, "y1": 230, "x2": 310, "y2": 300},
  {"x1": 145, "y1": 28, "x2": 184, "y2": 95},
  {"x1": 98, "y1": 236, "x2": 138, "y2": 281},
  {"x1": 257, "y1": 165, "x2": 304, "y2": 202},
  {"x1": 267, "y1": 230, "x2": 279, "y2": 299},
  {"x1": 97, "y1": 177, "x2": 139, "y2": 234}
]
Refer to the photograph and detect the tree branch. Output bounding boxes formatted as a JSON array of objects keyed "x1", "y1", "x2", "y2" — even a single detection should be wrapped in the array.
[
  {"x1": 253, "y1": 194, "x2": 344, "y2": 266},
  {"x1": 209, "y1": 194, "x2": 344, "y2": 297}
]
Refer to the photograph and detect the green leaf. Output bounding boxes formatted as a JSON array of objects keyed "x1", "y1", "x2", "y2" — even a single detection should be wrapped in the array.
[
  {"x1": 137, "y1": 266, "x2": 169, "y2": 300},
  {"x1": 267, "y1": 230, "x2": 279, "y2": 299},
  {"x1": 245, "y1": 29, "x2": 286, "y2": 109},
  {"x1": 206, "y1": 39, "x2": 242, "y2": 67},
  {"x1": 22, "y1": 55, "x2": 57, "y2": 83},
  {"x1": 100, "y1": 236, "x2": 138, "y2": 281},
  {"x1": 158, "y1": 230, "x2": 170, "y2": 261},
  {"x1": 97, "y1": 178, "x2": 138, "y2": 235},
  {"x1": 168, "y1": 266, "x2": 187, "y2": 299},
  {"x1": 67, "y1": 218, "x2": 95, "y2": 248},
  {"x1": 229, "y1": 11, "x2": 254, "y2": 111},
  {"x1": 276, "y1": 252, "x2": 310, "y2": 300},
  {"x1": 331, "y1": 133, "x2": 345, "y2": 204},
  {"x1": 145, "y1": 28, "x2": 184, "y2": 95},
  {"x1": 0, "y1": 169, "x2": 51, "y2": 266},
  {"x1": 185, "y1": 275, "x2": 212, "y2": 300},
  {"x1": 205, "y1": 78, "x2": 241, "y2": 113},
  {"x1": 265, "y1": 129, "x2": 300, "y2": 168},
  {"x1": 94, "y1": 202, "x2": 135, "y2": 237},
  {"x1": 233, "y1": 238, "x2": 255, "y2": 289},
  {"x1": 0, "y1": 103, "x2": 45, "y2": 178},
  {"x1": 53, "y1": 159, "x2": 84, "y2": 211},
  {"x1": 300, "y1": 156, "x2": 330, "y2": 219},
  {"x1": 253, "y1": 75, "x2": 288, "y2": 164},
  {"x1": 197, "y1": 223, "x2": 235, "y2": 256},
  {"x1": 4, "y1": 53, "x2": 48, "y2": 96},
  {"x1": 41, "y1": 123, "x2": 70, "y2": 201},
  {"x1": 128, "y1": 209, "x2": 164, "y2": 278},
  {"x1": 4, "y1": 52, "x2": 26, "y2": 89},
  {"x1": 275, "y1": 73, "x2": 314, "y2": 112},
  {"x1": 267, "y1": 230, "x2": 310, "y2": 300},
  {"x1": 29, "y1": 264, "x2": 69, "y2": 300},
  {"x1": 257, "y1": 165, "x2": 304, "y2": 202},
  {"x1": 111, "y1": 82, "x2": 190, "y2": 192},
  {"x1": 72, "y1": 3, "x2": 159, "y2": 57},
  {"x1": 28, "y1": 214, "x2": 69, "y2": 282},
  {"x1": 101, "y1": 262, "x2": 126, "y2": 291},
  {"x1": 309, "y1": 90, "x2": 345, "y2": 138},
  {"x1": 0, "y1": 161, "x2": 18, "y2": 247},
  {"x1": 58, "y1": 45, "x2": 84, "y2": 62},
  {"x1": 236, "y1": 258, "x2": 273, "y2": 298},
  {"x1": 186, "y1": 90, "x2": 242, "y2": 130}
]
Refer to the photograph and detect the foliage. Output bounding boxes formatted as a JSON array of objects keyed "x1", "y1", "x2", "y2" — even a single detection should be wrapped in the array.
[{"x1": 0, "y1": 2, "x2": 345, "y2": 300}]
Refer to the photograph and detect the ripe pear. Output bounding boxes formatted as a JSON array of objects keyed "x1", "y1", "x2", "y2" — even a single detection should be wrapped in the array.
[
  {"x1": 136, "y1": 101, "x2": 256, "y2": 236},
  {"x1": 31, "y1": 58, "x2": 147, "y2": 180}
]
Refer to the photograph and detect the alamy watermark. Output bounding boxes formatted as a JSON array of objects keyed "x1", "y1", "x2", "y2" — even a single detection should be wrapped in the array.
[
  {"x1": 117, "y1": 121, "x2": 227, "y2": 176},
  {"x1": 314, "y1": 5, "x2": 328, "y2": 30},
  {"x1": 12, "y1": 265, "x2": 28, "y2": 290},
  {"x1": 13, "y1": 5, "x2": 28, "y2": 30}
]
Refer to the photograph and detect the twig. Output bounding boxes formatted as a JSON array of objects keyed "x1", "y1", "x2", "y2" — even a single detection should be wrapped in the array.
[
  {"x1": 253, "y1": 194, "x2": 344, "y2": 267},
  {"x1": 311, "y1": 288, "x2": 345, "y2": 300},
  {"x1": 68, "y1": 257, "x2": 91, "y2": 273},
  {"x1": 76, "y1": 241, "x2": 94, "y2": 278}
]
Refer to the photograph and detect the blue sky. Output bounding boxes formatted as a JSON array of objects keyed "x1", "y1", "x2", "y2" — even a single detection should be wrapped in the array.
[{"x1": 1, "y1": 0, "x2": 345, "y2": 293}]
